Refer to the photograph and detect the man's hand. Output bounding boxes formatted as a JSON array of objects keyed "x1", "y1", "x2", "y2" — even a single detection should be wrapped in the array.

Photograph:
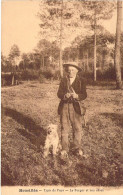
[
  {"x1": 71, "y1": 92, "x2": 78, "y2": 99},
  {"x1": 64, "y1": 93, "x2": 71, "y2": 99}
]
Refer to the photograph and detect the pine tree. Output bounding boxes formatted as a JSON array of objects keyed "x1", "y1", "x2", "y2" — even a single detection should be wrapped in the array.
[
  {"x1": 114, "y1": 0, "x2": 122, "y2": 89},
  {"x1": 38, "y1": 0, "x2": 83, "y2": 77},
  {"x1": 38, "y1": 0, "x2": 115, "y2": 79},
  {"x1": 78, "y1": 0, "x2": 116, "y2": 81}
]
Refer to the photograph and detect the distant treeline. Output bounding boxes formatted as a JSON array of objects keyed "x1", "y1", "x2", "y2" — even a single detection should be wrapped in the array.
[{"x1": 1, "y1": 32, "x2": 123, "y2": 86}]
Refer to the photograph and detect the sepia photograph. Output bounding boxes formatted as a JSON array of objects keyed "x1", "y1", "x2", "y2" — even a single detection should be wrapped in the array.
[{"x1": 1, "y1": 0, "x2": 123, "y2": 194}]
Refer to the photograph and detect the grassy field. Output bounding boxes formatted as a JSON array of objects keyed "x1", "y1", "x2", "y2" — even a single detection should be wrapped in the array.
[{"x1": 1, "y1": 80, "x2": 123, "y2": 186}]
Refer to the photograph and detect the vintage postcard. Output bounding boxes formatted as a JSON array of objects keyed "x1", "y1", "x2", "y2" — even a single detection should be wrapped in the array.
[{"x1": 1, "y1": 0, "x2": 123, "y2": 195}]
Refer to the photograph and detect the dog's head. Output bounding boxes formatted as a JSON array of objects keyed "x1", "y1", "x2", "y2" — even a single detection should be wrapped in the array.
[{"x1": 47, "y1": 124, "x2": 57, "y2": 135}]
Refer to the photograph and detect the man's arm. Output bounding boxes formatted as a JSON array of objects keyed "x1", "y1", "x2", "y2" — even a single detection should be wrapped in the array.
[
  {"x1": 57, "y1": 78, "x2": 67, "y2": 99},
  {"x1": 77, "y1": 79, "x2": 87, "y2": 101}
]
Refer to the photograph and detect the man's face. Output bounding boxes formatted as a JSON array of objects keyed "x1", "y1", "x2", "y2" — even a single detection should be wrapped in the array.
[{"x1": 67, "y1": 66, "x2": 78, "y2": 78}]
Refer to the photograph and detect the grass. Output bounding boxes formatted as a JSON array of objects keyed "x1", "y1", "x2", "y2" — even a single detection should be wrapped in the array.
[{"x1": 1, "y1": 80, "x2": 123, "y2": 186}]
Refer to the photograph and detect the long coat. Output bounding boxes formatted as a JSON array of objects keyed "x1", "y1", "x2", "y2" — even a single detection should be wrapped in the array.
[{"x1": 57, "y1": 74, "x2": 87, "y2": 115}]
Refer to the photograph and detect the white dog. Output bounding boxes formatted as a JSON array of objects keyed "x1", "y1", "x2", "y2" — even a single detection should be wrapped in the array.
[{"x1": 43, "y1": 124, "x2": 60, "y2": 158}]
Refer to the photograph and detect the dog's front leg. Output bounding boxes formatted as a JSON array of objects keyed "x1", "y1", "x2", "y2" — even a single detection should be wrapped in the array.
[
  {"x1": 83, "y1": 115, "x2": 86, "y2": 127},
  {"x1": 53, "y1": 142, "x2": 58, "y2": 157},
  {"x1": 43, "y1": 140, "x2": 50, "y2": 158}
]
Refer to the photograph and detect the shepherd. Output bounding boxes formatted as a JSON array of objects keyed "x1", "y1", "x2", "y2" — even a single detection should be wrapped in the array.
[{"x1": 57, "y1": 62, "x2": 87, "y2": 160}]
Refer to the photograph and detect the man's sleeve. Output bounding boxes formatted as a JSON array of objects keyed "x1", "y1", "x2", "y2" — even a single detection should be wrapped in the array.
[
  {"x1": 57, "y1": 79, "x2": 66, "y2": 99},
  {"x1": 78, "y1": 79, "x2": 87, "y2": 101}
]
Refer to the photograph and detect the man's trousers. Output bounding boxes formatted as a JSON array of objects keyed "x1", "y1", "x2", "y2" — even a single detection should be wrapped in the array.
[{"x1": 60, "y1": 103, "x2": 82, "y2": 152}]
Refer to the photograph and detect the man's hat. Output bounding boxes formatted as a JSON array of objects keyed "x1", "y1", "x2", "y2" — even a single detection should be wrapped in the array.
[{"x1": 63, "y1": 62, "x2": 82, "y2": 71}]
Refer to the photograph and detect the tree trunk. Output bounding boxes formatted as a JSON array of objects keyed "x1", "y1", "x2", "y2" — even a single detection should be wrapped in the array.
[
  {"x1": 114, "y1": 0, "x2": 122, "y2": 89},
  {"x1": 83, "y1": 50, "x2": 85, "y2": 72},
  {"x1": 42, "y1": 56, "x2": 44, "y2": 70},
  {"x1": 12, "y1": 74, "x2": 15, "y2": 85},
  {"x1": 77, "y1": 45, "x2": 79, "y2": 64},
  {"x1": 94, "y1": 10, "x2": 97, "y2": 81},
  {"x1": 59, "y1": 0, "x2": 63, "y2": 77},
  {"x1": 86, "y1": 49, "x2": 89, "y2": 72}
]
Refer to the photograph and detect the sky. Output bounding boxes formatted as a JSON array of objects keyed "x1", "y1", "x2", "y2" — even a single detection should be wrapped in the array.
[
  {"x1": 1, "y1": 0, "x2": 122, "y2": 56},
  {"x1": 2, "y1": 0, "x2": 41, "y2": 56}
]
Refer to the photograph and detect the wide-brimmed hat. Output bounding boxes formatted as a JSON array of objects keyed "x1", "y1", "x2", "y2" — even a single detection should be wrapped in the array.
[{"x1": 63, "y1": 62, "x2": 82, "y2": 71}]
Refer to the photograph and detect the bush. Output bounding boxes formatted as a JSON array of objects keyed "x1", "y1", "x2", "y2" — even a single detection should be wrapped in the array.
[
  {"x1": 42, "y1": 67, "x2": 61, "y2": 80},
  {"x1": 1, "y1": 73, "x2": 12, "y2": 86},
  {"x1": 97, "y1": 67, "x2": 116, "y2": 80},
  {"x1": 53, "y1": 69, "x2": 61, "y2": 80},
  {"x1": 1, "y1": 72, "x2": 22, "y2": 86},
  {"x1": 1, "y1": 78, "x2": 7, "y2": 86},
  {"x1": 1, "y1": 67, "x2": 62, "y2": 86},
  {"x1": 79, "y1": 66, "x2": 123, "y2": 85},
  {"x1": 42, "y1": 69, "x2": 53, "y2": 79},
  {"x1": 38, "y1": 73, "x2": 45, "y2": 83},
  {"x1": 20, "y1": 70, "x2": 39, "y2": 80}
]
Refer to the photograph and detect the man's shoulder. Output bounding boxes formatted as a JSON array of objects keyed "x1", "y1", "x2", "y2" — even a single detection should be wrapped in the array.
[{"x1": 76, "y1": 73, "x2": 86, "y2": 82}]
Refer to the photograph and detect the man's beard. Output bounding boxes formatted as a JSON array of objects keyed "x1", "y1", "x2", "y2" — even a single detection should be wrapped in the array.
[{"x1": 68, "y1": 74, "x2": 76, "y2": 78}]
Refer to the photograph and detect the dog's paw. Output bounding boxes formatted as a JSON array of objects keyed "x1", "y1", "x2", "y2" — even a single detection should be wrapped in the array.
[
  {"x1": 43, "y1": 150, "x2": 49, "y2": 158},
  {"x1": 61, "y1": 150, "x2": 68, "y2": 158},
  {"x1": 57, "y1": 143, "x2": 62, "y2": 153},
  {"x1": 78, "y1": 149, "x2": 83, "y2": 157}
]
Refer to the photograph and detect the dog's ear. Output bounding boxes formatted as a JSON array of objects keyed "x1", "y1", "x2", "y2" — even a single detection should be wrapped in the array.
[
  {"x1": 47, "y1": 124, "x2": 50, "y2": 129},
  {"x1": 47, "y1": 126, "x2": 51, "y2": 132},
  {"x1": 44, "y1": 124, "x2": 50, "y2": 132},
  {"x1": 52, "y1": 124, "x2": 58, "y2": 131},
  {"x1": 53, "y1": 124, "x2": 58, "y2": 128},
  {"x1": 48, "y1": 124, "x2": 55, "y2": 129}
]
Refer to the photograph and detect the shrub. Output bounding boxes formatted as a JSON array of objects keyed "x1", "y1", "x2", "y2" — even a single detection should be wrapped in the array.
[
  {"x1": 42, "y1": 69, "x2": 53, "y2": 79},
  {"x1": 53, "y1": 69, "x2": 61, "y2": 80},
  {"x1": 79, "y1": 66, "x2": 123, "y2": 84},
  {"x1": 1, "y1": 78, "x2": 7, "y2": 86},
  {"x1": 20, "y1": 70, "x2": 39, "y2": 80},
  {"x1": 97, "y1": 67, "x2": 116, "y2": 81},
  {"x1": 1, "y1": 73, "x2": 12, "y2": 86},
  {"x1": 38, "y1": 73, "x2": 45, "y2": 83},
  {"x1": 42, "y1": 67, "x2": 60, "y2": 80}
]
